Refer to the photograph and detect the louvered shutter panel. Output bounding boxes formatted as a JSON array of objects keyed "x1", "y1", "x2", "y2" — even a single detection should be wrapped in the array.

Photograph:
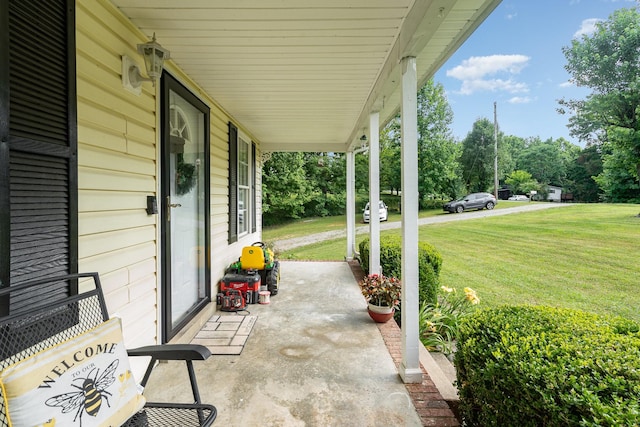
[
  {"x1": 228, "y1": 122, "x2": 238, "y2": 243},
  {"x1": 251, "y1": 142, "x2": 257, "y2": 233},
  {"x1": 1, "y1": 0, "x2": 77, "y2": 314}
]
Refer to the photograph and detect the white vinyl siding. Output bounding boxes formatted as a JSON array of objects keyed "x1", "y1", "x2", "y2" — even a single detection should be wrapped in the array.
[
  {"x1": 76, "y1": 0, "x2": 159, "y2": 351},
  {"x1": 76, "y1": 0, "x2": 263, "y2": 359}
]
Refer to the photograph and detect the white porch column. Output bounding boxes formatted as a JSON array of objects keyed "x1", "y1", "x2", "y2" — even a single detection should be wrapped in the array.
[
  {"x1": 368, "y1": 111, "x2": 381, "y2": 275},
  {"x1": 399, "y1": 56, "x2": 422, "y2": 383},
  {"x1": 346, "y1": 150, "x2": 356, "y2": 261}
]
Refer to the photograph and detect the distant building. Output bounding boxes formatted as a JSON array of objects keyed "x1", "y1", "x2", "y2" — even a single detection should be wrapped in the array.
[{"x1": 547, "y1": 185, "x2": 562, "y2": 202}]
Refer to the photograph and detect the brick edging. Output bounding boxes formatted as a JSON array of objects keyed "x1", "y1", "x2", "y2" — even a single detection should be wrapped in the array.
[{"x1": 348, "y1": 261, "x2": 460, "y2": 427}]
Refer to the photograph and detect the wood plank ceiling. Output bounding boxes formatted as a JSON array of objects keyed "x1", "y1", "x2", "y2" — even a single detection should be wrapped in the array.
[{"x1": 112, "y1": 0, "x2": 501, "y2": 153}]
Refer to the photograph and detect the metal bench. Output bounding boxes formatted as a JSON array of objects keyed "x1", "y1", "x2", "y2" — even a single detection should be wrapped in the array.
[{"x1": 0, "y1": 272, "x2": 217, "y2": 426}]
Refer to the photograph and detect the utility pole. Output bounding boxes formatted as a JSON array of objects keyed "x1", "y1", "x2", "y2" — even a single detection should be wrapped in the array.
[{"x1": 493, "y1": 102, "x2": 498, "y2": 199}]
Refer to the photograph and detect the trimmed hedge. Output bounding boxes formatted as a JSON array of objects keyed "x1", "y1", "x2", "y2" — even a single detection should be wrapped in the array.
[
  {"x1": 455, "y1": 305, "x2": 640, "y2": 426},
  {"x1": 359, "y1": 235, "x2": 442, "y2": 304}
]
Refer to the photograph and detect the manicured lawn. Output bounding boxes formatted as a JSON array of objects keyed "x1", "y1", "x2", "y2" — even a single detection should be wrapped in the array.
[
  {"x1": 272, "y1": 204, "x2": 640, "y2": 322},
  {"x1": 262, "y1": 200, "x2": 530, "y2": 242}
]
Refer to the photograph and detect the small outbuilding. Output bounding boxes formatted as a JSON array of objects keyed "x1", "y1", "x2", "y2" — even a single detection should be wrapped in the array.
[{"x1": 547, "y1": 185, "x2": 563, "y2": 202}]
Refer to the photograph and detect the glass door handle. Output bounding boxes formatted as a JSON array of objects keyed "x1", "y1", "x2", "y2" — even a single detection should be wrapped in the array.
[{"x1": 166, "y1": 197, "x2": 182, "y2": 221}]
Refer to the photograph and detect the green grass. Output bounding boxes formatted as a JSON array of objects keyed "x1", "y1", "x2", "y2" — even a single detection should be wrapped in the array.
[
  {"x1": 262, "y1": 200, "x2": 531, "y2": 242},
  {"x1": 271, "y1": 204, "x2": 640, "y2": 322}
]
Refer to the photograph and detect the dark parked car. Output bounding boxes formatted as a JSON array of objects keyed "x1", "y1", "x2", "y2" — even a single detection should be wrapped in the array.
[{"x1": 443, "y1": 192, "x2": 497, "y2": 213}]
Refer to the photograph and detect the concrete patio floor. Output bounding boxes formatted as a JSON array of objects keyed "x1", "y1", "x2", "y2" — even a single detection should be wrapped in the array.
[{"x1": 143, "y1": 261, "x2": 456, "y2": 426}]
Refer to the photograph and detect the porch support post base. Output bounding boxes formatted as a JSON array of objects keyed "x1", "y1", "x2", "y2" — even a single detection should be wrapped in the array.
[{"x1": 399, "y1": 363, "x2": 423, "y2": 384}]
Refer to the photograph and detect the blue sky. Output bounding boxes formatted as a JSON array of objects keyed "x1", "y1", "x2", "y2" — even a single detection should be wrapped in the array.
[{"x1": 433, "y1": 0, "x2": 638, "y2": 147}]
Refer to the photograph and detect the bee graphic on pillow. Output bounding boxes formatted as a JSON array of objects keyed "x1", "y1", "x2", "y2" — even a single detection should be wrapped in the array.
[
  {"x1": 118, "y1": 369, "x2": 133, "y2": 397},
  {"x1": 45, "y1": 359, "x2": 119, "y2": 426}
]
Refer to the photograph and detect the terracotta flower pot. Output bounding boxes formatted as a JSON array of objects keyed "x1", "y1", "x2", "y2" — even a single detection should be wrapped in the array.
[{"x1": 367, "y1": 303, "x2": 394, "y2": 323}]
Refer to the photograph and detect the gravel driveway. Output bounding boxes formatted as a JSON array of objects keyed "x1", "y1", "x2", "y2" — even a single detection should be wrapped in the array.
[{"x1": 272, "y1": 202, "x2": 572, "y2": 252}]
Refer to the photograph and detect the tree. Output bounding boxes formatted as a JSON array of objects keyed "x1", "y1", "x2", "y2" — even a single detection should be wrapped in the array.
[
  {"x1": 505, "y1": 170, "x2": 538, "y2": 195},
  {"x1": 354, "y1": 152, "x2": 370, "y2": 192},
  {"x1": 301, "y1": 152, "x2": 347, "y2": 217},
  {"x1": 379, "y1": 79, "x2": 461, "y2": 202},
  {"x1": 380, "y1": 118, "x2": 402, "y2": 194},
  {"x1": 594, "y1": 143, "x2": 640, "y2": 202},
  {"x1": 560, "y1": 7, "x2": 640, "y2": 202},
  {"x1": 416, "y1": 80, "x2": 461, "y2": 202},
  {"x1": 500, "y1": 135, "x2": 525, "y2": 177},
  {"x1": 460, "y1": 118, "x2": 495, "y2": 193},
  {"x1": 498, "y1": 135, "x2": 526, "y2": 194},
  {"x1": 262, "y1": 152, "x2": 313, "y2": 224},
  {"x1": 516, "y1": 137, "x2": 567, "y2": 186},
  {"x1": 566, "y1": 145, "x2": 603, "y2": 202}
]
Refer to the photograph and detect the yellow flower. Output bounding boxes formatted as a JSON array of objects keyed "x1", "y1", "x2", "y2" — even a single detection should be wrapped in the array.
[
  {"x1": 464, "y1": 287, "x2": 480, "y2": 305},
  {"x1": 441, "y1": 286, "x2": 454, "y2": 293}
]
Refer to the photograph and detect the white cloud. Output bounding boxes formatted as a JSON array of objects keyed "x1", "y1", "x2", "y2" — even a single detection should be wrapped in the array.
[
  {"x1": 458, "y1": 79, "x2": 528, "y2": 95},
  {"x1": 508, "y1": 96, "x2": 531, "y2": 104},
  {"x1": 446, "y1": 54, "x2": 530, "y2": 95},
  {"x1": 574, "y1": 18, "x2": 601, "y2": 38},
  {"x1": 559, "y1": 81, "x2": 573, "y2": 88},
  {"x1": 447, "y1": 55, "x2": 529, "y2": 80}
]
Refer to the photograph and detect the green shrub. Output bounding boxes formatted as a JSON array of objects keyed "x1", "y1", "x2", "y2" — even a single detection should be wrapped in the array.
[
  {"x1": 420, "y1": 198, "x2": 448, "y2": 210},
  {"x1": 304, "y1": 191, "x2": 346, "y2": 217},
  {"x1": 359, "y1": 235, "x2": 442, "y2": 305},
  {"x1": 455, "y1": 305, "x2": 640, "y2": 426},
  {"x1": 381, "y1": 195, "x2": 400, "y2": 212}
]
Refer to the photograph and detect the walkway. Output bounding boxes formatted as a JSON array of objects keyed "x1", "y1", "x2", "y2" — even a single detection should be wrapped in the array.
[
  {"x1": 143, "y1": 261, "x2": 457, "y2": 426},
  {"x1": 273, "y1": 202, "x2": 572, "y2": 251}
]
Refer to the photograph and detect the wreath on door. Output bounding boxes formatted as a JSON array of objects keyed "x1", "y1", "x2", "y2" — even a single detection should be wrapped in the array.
[{"x1": 176, "y1": 154, "x2": 197, "y2": 195}]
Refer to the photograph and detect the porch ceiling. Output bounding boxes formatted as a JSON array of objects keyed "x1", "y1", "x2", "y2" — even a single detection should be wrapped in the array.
[{"x1": 111, "y1": 0, "x2": 501, "y2": 153}]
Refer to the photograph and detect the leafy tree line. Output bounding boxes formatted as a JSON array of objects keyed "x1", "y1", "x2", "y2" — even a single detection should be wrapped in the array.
[
  {"x1": 262, "y1": 90, "x2": 601, "y2": 225},
  {"x1": 261, "y1": 151, "x2": 368, "y2": 225},
  {"x1": 262, "y1": 6, "x2": 640, "y2": 224},
  {"x1": 559, "y1": 6, "x2": 640, "y2": 203}
]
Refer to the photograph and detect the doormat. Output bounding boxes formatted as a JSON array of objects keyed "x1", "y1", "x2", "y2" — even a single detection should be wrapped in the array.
[{"x1": 191, "y1": 314, "x2": 257, "y2": 355}]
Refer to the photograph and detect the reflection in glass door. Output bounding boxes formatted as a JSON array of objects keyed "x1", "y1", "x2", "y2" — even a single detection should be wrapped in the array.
[{"x1": 161, "y1": 74, "x2": 210, "y2": 342}]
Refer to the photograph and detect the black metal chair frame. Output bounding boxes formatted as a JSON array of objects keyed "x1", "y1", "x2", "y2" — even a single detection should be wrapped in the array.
[{"x1": 0, "y1": 272, "x2": 216, "y2": 426}]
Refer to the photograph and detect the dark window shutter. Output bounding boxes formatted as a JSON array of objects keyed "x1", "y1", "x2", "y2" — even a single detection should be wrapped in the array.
[
  {"x1": 228, "y1": 122, "x2": 238, "y2": 243},
  {"x1": 251, "y1": 142, "x2": 257, "y2": 233},
  {"x1": 1, "y1": 0, "x2": 78, "y2": 314}
]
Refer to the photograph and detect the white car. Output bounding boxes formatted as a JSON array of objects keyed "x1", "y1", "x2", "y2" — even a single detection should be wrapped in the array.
[
  {"x1": 508, "y1": 194, "x2": 529, "y2": 201},
  {"x1": 363, "y1": 201, "x2": 388, "y2": 223}
]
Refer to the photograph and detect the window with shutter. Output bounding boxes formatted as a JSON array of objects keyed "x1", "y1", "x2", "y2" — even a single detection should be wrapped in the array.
[
  {"x1": 228, "y1": 123, "x2": 238, "y2": 243},
  {"x1": 237, "y1": 134, "x2": 250, "y2": 237},
  {"x1": 0, "y1": 0, "x2": 78, "y2": 315},
  {"x1": 228, "y1": 123, "x2": 257, "y2": 242}
]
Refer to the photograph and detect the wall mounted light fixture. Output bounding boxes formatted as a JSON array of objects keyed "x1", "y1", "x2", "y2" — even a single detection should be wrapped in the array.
[{"x1": 122, "y1": 33, "x2": 170, "y2": 94}]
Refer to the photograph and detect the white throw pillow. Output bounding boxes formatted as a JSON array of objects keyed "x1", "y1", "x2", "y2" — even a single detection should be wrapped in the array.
[{"x1": 0, "y1": 317, "x2": 145, "y2": 427}]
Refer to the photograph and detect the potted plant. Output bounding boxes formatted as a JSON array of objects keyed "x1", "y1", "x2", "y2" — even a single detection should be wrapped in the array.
[{"x1": 359, "y1": 274, "x2": 401, "y2": 323}]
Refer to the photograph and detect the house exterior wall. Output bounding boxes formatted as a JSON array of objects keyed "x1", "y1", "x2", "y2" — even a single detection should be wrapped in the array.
[{"x1": 76, "y1": 0, "x2": 262, "y2": 353}]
